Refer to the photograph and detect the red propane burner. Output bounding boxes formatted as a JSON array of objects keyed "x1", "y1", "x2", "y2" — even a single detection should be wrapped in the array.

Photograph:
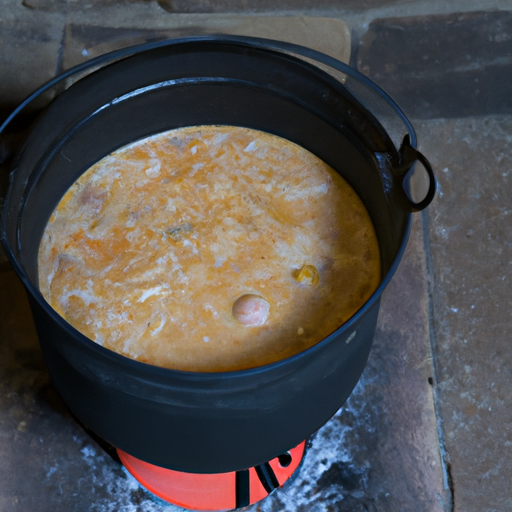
[{"x1": 117, "y1": 441, "x2": 307, "y2": 510}]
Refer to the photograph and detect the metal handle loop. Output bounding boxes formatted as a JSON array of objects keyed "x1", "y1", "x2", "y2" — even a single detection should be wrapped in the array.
[{"x1": 399, "y1": 135, "x2": 437, "y2": 212}]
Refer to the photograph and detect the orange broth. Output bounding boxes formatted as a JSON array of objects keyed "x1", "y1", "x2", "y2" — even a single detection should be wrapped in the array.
[{"x1": 38, "y1": 126, "x2": 380, "y2": 371}]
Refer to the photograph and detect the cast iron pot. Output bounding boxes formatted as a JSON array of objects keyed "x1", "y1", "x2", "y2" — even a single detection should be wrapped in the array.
[{"x1": 0, "y1": 36, "x2": 435, "y2": 474}]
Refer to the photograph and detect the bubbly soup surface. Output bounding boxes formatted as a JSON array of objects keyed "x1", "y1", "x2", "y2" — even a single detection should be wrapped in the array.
[{"x1": 38, "y1": 126, "x2": 380, "y2": 371}]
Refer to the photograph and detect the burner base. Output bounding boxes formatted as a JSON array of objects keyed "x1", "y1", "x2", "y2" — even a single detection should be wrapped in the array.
[{"x1": 117, "y1": 441, "x2": 307, "y2": 511}]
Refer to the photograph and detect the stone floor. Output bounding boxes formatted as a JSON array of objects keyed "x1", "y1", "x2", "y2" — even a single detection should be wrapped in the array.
[{"x1": 1, "y1": 1, "x2": 511, "y2": 511}]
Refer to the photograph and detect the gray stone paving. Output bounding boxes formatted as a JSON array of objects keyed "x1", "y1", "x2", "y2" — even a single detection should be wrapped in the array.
[{"x1": 417, "y1": 116, "x2": 512, "y2": 512}]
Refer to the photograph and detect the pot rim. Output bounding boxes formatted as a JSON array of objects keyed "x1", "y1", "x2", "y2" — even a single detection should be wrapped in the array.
[{"x1": 0, "y1": 35, "x2": 414, "y2": 380}]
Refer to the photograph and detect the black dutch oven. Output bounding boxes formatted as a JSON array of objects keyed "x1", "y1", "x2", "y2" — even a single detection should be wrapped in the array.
[{"x1": 0, "y1": 36, "x2": 436, "y2": 474}]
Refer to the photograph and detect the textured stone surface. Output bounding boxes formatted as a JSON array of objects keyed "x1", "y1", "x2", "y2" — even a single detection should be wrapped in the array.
[
  {"x1": 417, "y1": 116, "x2": 512, "y2": 512},
  {"x1": 0, "y1": 3, "x2": 63, "y2": 124},
  {"x1": 156, "y1": 0, "x2": 413, "y2": 13},
  {"x1": 357, "y1": 11, "x2": 512, "y2": 119}
]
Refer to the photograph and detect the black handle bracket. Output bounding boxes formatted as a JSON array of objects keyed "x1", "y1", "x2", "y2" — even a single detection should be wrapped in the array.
[{"x1": 397, "y1": 134, "x2": 437, "y2": 212}]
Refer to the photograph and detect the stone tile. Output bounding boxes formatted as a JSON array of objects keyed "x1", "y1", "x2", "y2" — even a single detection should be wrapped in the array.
[
  {"x1": 341, "y1": 214, "x2": 447, "y2": 511},
  {"x1": 19, "y1": 0, "x2": 147, "y2": 11},
  {"x1": 60, "y1": 16, "x2": 351, "y2": 71},
  {"x1": 0, "y1": 5, "x2": 64, "y2": 124},
  {"x1": 156, "y1": 0, "x2": 404, "y2": 13},
  {"x1": 357, "y1": 11, "x2": 512, "y2": 119},
  {"x1": 417, "y1": 115, "x2": 512, "y2": 512}
]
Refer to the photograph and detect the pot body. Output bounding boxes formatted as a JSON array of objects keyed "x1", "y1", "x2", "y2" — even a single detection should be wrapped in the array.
[{"x1": 1, "y1": 38, "x2": 430, "y2": 473}]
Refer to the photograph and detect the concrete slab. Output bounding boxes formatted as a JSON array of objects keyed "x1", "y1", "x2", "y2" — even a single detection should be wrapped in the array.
[
  {"x1": 0, "y1": 3, "x2": 64, "y2": 124},
  {"x1": 357, "y1": 11, "x2": 512, "y2": 119},
  {"x1": 156, "y1": 0, "x2": 405, "y2": 13},
  {"x1": 417, "y1": 115, "x2": 512, "y2": 512}
]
